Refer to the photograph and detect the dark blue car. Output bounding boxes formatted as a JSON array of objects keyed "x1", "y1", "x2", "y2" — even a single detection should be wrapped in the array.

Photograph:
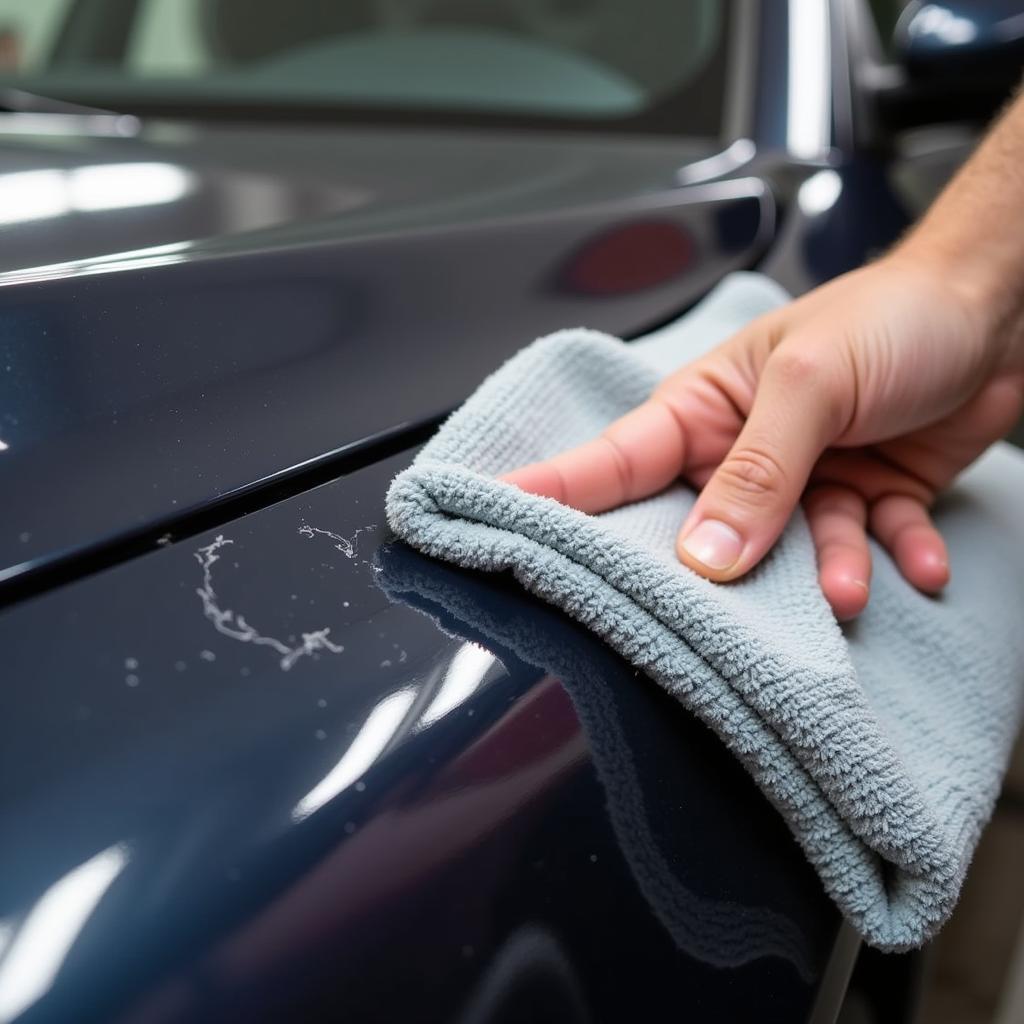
[{"x1": 0, "y1": 2, "x2": 1021, "y2": 1021}]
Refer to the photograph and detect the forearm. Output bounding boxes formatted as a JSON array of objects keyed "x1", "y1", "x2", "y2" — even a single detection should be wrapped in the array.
[{"x1": 896, "y1": 84, "x2": 1024, "y2": 367}]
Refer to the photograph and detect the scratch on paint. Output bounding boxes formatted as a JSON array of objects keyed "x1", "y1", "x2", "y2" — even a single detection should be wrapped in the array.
[
  {"x1": 195, "y1": 535, "x2": 347, "y2": 671},
  {"x1": 298, "y1": 522, "x2": 371, "y2": 558},
  {"x1": 299, "y1": 522, "x2": 381, "y2": 571}
]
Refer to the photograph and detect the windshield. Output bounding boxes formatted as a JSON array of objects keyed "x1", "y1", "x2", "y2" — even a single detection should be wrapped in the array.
[{"x1": 0, "y1": 0, "x2": 730, "y2": 134}]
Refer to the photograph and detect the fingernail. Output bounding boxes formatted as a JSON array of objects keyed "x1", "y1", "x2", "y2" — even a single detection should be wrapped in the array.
[{"x1": 680, "y1": 519, "x2": 743, "y2": 571}]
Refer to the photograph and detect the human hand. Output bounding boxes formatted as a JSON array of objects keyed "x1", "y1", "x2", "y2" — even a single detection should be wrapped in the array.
[{"x1": 503, "y1": 255, "x2": 1024, "y2": 620}]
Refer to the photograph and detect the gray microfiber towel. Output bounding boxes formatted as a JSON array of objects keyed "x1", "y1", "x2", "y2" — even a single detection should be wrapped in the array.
[{"x1": 385, "y1": 272, "x2": 1024, "y2": 951}]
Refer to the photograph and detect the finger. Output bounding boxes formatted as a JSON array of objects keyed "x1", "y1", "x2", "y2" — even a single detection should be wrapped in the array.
[
  {"x1": 804, "y1": 485, "x2": 871, "y2": 621},
  {"x1": 501, "y1": 397, "x2": 685, "y2": 513},
  {"x1": 869, "y1": 493, "x2": 949, "y2": 594},
  {"x1": 812, "y1": 450, "x2": 932, "y2": 505},
  {"x1": 677, "y1": 346, "x2": 844, "y2": 581}
]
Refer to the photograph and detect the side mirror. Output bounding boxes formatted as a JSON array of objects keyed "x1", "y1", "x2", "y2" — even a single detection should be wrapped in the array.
[
  {"x1": 894, "y1": 1, "x2": 1024, "y2": 77},
  {"x1": 873, "y1": 1, "x2": 1024, "y2": 130}
]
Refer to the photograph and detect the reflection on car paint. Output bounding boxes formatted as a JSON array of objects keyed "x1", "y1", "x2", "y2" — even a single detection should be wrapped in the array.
[
  {"x1": 292, "y1": 687, "x2": 418, "y2": 823},
  {"x1": 418, "y1": 643, "x2": 500, "y2": 729},
  {"x1": 377, "y1": 542, "x2": 818, "y2": 978},
  {"x1": 0, "y1": 844, "x2": 130, "y2": 1023},
  {"x1": 0, "y1": 169, "x2": 771, "y2": 589},
  {"x1": 0, "y1": 450, "x2": 840, "y2": 1022},
  {"x1": 0, "y1": 164, "x2": 194, "y2": 228}
]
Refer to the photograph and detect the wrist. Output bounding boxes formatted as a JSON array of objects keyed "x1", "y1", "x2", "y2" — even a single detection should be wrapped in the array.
[{"x1": 891, "y1": 233, "x2": 1024, "y2": 372}]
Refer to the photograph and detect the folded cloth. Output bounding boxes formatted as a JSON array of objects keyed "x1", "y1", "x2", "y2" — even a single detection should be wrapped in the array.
[{"x1": 385, "y1": 272, "x2": 1024, "y2": 951}]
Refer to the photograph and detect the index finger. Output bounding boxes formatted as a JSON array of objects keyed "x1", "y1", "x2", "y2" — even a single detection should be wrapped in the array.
[{"x1": 500, "y1": 397, "x2": 686, "y2": 514}]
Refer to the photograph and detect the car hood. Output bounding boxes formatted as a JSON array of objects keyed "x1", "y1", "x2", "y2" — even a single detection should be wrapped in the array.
[{"x1": 0, "y1": 114, "x2": 773, "y2": 591}]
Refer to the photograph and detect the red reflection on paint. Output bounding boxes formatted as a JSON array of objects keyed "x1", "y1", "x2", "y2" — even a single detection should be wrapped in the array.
[{"x1": 561, "y1": 220, "x2": 694, "y2": 296}]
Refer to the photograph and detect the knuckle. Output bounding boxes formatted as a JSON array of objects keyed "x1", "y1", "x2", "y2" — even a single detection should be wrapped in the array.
[
  {"x1": 548, "y1": 462, "x2": 569, "y2": 505},
  {"x1": 716, "y1": 445, "x2": 788, "y2": 504},
  {"x1": 647, "y1": 394, "x2": 689, "y2": 450},
  {"x1": 894, "y1": 479, "x2": 936, "y2": 507},
  {"x1": 804, "y1": 484, "x2": 862, "y2": 521},
  {"x1": 598, "y1": 432, "x2": 634, "y2": 501},
  {"x1": 649, "y1": 388, "x2": 682, "y2": 420},
  {"x1": 817, "y1": 538, "x2": 869, "y2": 565},
  {"x1": 769, "y1": 347, "x2": 824, "y2": 388},
  {"x1": 769, "y1": 346, "x2": 848, "y2": 434}
]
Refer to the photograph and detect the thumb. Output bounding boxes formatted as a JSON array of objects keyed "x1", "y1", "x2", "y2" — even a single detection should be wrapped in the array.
[{"x1": 677, "y1": 348, "x2": 842, "y2": 581}]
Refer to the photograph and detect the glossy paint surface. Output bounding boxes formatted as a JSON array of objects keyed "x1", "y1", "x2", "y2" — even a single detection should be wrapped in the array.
[
  {"x1": 0, "y1": 0, "x2": 838, "y2": 591},
  {"x1": 895, "y1": 0, "x2": 1024, "y2": 69},
  {"x1": 0, "y1": 2, "x2": 926, "y2": 1020},
  {"x1": 0, "y1": 125, "x2": 770, "y2": 587},
  {"x1": 0, "y1": 451, "x2": 843, "y2": 1024},
  {"x1": 0, "y1": 121, "x2": 720, "y2": 274}
]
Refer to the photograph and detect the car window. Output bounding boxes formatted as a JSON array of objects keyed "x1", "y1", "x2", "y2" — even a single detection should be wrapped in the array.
[
  {"x1": 0, "y1": 0, "x2": 730, "y2": 135},
  {"x1": 0, "y1": 0, "x2": 72, "y2": 71}
]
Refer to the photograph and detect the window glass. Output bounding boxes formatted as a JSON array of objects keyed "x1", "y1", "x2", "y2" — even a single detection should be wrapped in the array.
[
  {"x1": 0, "y1": 0, "x2": 73, "y2": 71},
  {"x1": 0, "y1": 0, "x2": 730, "y2": 133}
]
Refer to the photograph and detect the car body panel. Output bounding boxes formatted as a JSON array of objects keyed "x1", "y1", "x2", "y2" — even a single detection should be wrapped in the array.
[
  {"x1": 0, "y1": 121, "x2": 723, "y2": 274},
  {"x1": 0, "y1": 123, "x2": 771, "y2": 587},
  {"x1": 0, "y1": 1, "x2": 931, "y2": 1020},
  {"x1": 0, "y1": 450, "x2": 844, "y2": 1024}
]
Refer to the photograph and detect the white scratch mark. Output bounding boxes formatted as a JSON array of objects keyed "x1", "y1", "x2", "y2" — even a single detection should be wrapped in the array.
[
  {"x1": 194, "y1": 535, "x2": 346, "y2": 672},
  {"x1": 298, "y1": 522, "x2": 372, "y2": 559},
  {"x1": 299, "y1": 522, "x2": 381, "y2": 575}
]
